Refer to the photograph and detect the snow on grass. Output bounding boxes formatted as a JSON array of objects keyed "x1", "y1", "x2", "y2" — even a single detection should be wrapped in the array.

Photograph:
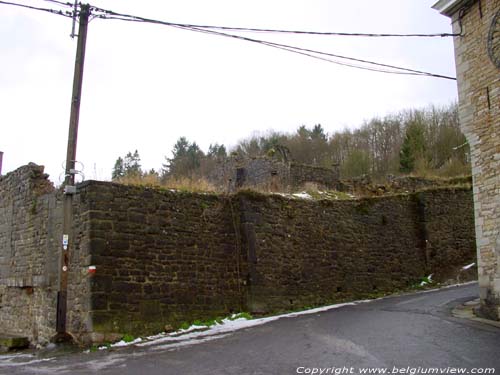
[
  {"x1": 110, "y1": 337, "x2": 142, "y2": 348},
  {"x1": 292, "y1": 192, "x2": 313, "y2": 199},
  {"x1": 136, "y1": 302, "x2": 355, "y2": 350},
  {"x1": 91, "y1": 281, "x2": 478, "y2": 353}
]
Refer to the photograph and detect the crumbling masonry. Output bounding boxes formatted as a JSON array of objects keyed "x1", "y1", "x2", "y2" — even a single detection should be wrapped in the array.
[{"x1": 0, "y1": 164, "x2": 477, "y2": 345}]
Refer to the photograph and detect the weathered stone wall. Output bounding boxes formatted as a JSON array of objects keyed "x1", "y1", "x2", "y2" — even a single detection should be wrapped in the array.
[
  {"x1": 289, "y1": 163, "x2": 339, "y2": 190},
  {"x1": 80, "y1": 182, "x2": 475, "y2": 339},
  {"x1": 79, "y1": 181, "x2": 245, "y2": 339},
  {"x1": 210, "y1": 157, "x2": 339, "y2": 192},
  {"x1": 0, "y1": 165, "x2": 477, "y2": 344},
  {"x1": 238, "y1": 187, "x2": 475, "y2": 313},
  {"x1": 0, "y1": 164, "x2": 92, "y2": 345},
  {"x1": 66, "y1": 191, "x2": 93, "y2": 344},
  {"x1": 0, "y1": 164, "x2": 60, "y2": 344},
  {"x1": 418, "y1": 188, "x2": 477, "y2": 279},
  {"x1": 210, "y1": 157, "x2": 290, "y2": 192},
  {"x1": 339, "y1": 175, "x2": 472, "y2": 196},
  {"x1": 441, "y1": 0, "x2": 500, "y2": 320}
]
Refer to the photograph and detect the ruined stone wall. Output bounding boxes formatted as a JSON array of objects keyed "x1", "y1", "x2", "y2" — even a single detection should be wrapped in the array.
[
  {"x1": 238, "y1": 188, "x2": 475, "y2": 313},
  {"x1": 289, "y1": 163, "x2": 339, "y2": 190},
  {"x1": 210, "y1": 157, "x2": 339, "y2": 192},
  {"x1": 0, "y1": 165, "x2": 477, "y2": 344},
  {"x1": 339, "y1": 175, "x2": 472, "y2": 196},
  {"x1": 81, "y1": 181, "x2": 475, "y2": 339},
  {"x1": 0, "y1": 164, "x2": 92, "y2": 345},
  {"x1": 79, "y1": 181, "x2": 245, "y2": 338},
  {"x1": 418, "y1": 188, "x2": 477, "y2": 279},
  {"x1": 0, "y1": 164, "x2": 60, "y2": 344},
  {"x1": 448, "y1": 0, "x2": 500, "y2": 319},
  {"x1": 210, "y1": 157, "x2": 289, "y2": 192}
]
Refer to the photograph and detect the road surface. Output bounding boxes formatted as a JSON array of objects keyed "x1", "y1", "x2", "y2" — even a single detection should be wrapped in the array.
[{"x1": 1, "y1": 283, "x2": 499, "y2": 374}]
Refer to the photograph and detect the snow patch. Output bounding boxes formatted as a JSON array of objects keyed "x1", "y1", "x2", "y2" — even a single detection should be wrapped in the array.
[
  {"x1": 110, "y1": 337, "x2": 142, "y2": 348},
  {"x1": 137, "y1": 302, "x2": 355, "y2": 349},
  {"x1": 292, "y1": 192, "x2": 312, "y2": 199}
]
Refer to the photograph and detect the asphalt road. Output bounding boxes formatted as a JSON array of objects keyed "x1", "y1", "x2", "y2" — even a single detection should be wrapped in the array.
[{"x1": 2, "y1": 283, "x2": 499, "y2": 375}]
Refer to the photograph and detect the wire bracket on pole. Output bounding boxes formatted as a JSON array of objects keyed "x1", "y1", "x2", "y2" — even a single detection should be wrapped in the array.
[{"x1": 70, "y1": 0, "x2": 78, "y2": 38}]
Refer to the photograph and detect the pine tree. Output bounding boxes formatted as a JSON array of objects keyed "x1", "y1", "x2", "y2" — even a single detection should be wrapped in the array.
[
  {"x1": 400, "y1": 123, "x2": 426, "y2": 174},
  {"x1": 123, "y1": 150, "x2": 142, "y2": 177},
  {"x1": 111, "y1": 157, "x2": 125, "y2": 180}
]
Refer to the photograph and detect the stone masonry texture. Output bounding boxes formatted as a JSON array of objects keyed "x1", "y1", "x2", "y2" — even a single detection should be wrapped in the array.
[
  {"x1": 438, "y1": 0, "x2": 500, "y2": 320},
  {"x1": 0, "y1": 164, "x2": 59, "y2": 345},
  {"x1": 80, "y1": 180, "x2": 475, "y2": 342},
  {"x1": 0, "y1": 164, "x2": 91, "y2": 345},
  {"x1": 209, "y1": 156, "x2": 340, "y2": 192},
  {"x1": 1, "y1": 164, "x2": 477, "y2": 345}
]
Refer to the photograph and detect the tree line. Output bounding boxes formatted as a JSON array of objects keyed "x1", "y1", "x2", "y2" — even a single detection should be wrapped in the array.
[{"x1": 112, "y1": 103, "x2": 470, "y2": 184}]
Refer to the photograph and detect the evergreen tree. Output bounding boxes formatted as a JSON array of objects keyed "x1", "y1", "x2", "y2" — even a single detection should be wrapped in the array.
[
  {"x1": 112, "y1": 157, "x2": 125, "y2": 180},
  {"x1": 163, "y1": 137, "x2": 205, "y2": 178},
  {"x1": 208, "y1": 143, "x2": 227, "y2": 159},
  {"x1": 123, "y1": 150, "x2": 142, "y2": 177},
  {"x1": 399, "y1": 123, "x2": 426, "y2": 173}
]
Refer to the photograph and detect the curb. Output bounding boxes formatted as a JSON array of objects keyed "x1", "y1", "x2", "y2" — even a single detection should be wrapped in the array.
[{"x1": 452, "y1": 298, "x2": 500, "y2": 328}]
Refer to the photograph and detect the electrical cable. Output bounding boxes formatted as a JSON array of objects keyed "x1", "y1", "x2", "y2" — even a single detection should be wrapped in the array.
[
  {"x1": 2, "y1": 1, "x2": 457, "y2": 80},
  {"x1": 95, "y1": 10, "x2": 456, "y2": 80},
  {"x1": 39, "y1": 0, "x2": 73, "y2": 7},
  {"x1": 90, "y1": 5, "x2": 460, "y2": 38},
  {"x1": 178, "y1": 24, "x2": 457, "y2": 79},
  {"x1": 0, "y1": 0, "x2": 72, "y2": 17},
  {"x1": 176, "y1": 24, "x2": 428, "y2": 76}
]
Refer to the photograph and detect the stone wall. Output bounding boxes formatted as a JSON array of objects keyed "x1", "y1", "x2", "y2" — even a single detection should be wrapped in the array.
[
  {"x1": 81, "y1": 182, "x2": 475, "y2": 339},
  {"x1": 0, "y1": 165, "x2": 477, "y2": 345},
  {"x1": 339, "y1": 175, "x2": 472, "y2": 196},
  {"x1": 0, "y1": 164, "x2": 60, "y2": 344},
  {"x1": 289, "y1": 163, "x2": 339, "y2": 190},
  {"x1": 210, "y1": 157, "x2": 339, "y2": 192},
  {"x1": 435, "y1": 0, "x2": 500, "y2": 320},
  {"x1": 0, "y1": 164, "x2": 92, "y2": 345},
  {"x1": 238, "y1": 187, "x2": 475, "y2": 313},
  {"x1": 79, "y1": 181, "x2": 245, "y2": 339}
]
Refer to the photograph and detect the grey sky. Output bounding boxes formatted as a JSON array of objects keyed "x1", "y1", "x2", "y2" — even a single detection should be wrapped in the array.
[{"x1": 0, "y1": 0, "x2": 456, "y2": 183}]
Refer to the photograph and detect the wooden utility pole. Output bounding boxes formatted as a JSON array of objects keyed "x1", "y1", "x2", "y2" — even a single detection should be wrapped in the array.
[{"x1": 55, "y1": 3, "x2": 90, "y2": 341}]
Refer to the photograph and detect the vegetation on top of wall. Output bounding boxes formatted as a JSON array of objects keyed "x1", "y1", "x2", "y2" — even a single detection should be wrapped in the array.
[{"x1": 110, "y1": 103, "x2": 470, "y2": 187}]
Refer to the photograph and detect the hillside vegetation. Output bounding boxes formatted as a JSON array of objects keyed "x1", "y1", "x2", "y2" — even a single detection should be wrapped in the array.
[{"x1": 112, "y1": 103, "x2": 470, "y2": 190}]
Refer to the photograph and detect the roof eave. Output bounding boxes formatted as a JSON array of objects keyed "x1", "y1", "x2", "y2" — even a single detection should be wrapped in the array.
[{"x1": 432, "y1": 0, "x2": 467, "y2": 17}]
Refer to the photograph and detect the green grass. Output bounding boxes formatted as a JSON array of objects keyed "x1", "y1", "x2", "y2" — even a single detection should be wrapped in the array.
[
  {"x1": 229, "y1": 312, "x2": 253, "y2": 320},
  {"x1": 122, "y1": 334, "x2": 135, "y2": 343}
]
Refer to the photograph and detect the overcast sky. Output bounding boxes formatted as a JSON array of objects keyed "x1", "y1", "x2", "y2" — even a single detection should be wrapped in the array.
[{"x1": 0, "y1": 0, "x2": 457, "y2": 183}]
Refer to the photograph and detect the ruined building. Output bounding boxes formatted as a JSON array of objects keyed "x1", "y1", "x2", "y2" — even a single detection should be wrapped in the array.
[{"x1": 208, "y1": 154, "x2": 340, "y2": 193}]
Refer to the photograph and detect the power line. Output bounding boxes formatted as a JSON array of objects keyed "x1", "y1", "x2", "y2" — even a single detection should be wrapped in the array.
[
  {"x1": 0, "y1": 0, "x2": 72, "y2": 17},
  {"x1": 92, "y1": 6, "x2": 456, "y2": 80},
  {"x1": 40, "y1": 0, "x2": 73, "y2": 7},
  {"x1": 90, "y1": 5, "x2": 459, "y2": 38},
  {"x1": 1, "y1": 1, "x2": 457, "y2": 80},
  {"x1": 177, "y1": 25, "x2": 457, "y2": 80}
]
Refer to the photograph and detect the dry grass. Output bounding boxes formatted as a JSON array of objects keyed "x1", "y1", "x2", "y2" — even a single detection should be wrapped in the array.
[
  {"x1": 114, "y1": 175, "x2": 217, "y2": 193},
  {"x1": 162, "y1": 177, "x2": 216, "y2": 193},
  {"x1": 116, "y1": 174, "x2": 161, "y2": 187}
]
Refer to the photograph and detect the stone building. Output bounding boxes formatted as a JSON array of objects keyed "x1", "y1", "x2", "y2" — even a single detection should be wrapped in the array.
[
  {"x1": 209, "y1": 156, "x2": 340, "y2": 192},
  {"x1": 433, "y1": 0, "x2": 500, "y2": 319}
]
